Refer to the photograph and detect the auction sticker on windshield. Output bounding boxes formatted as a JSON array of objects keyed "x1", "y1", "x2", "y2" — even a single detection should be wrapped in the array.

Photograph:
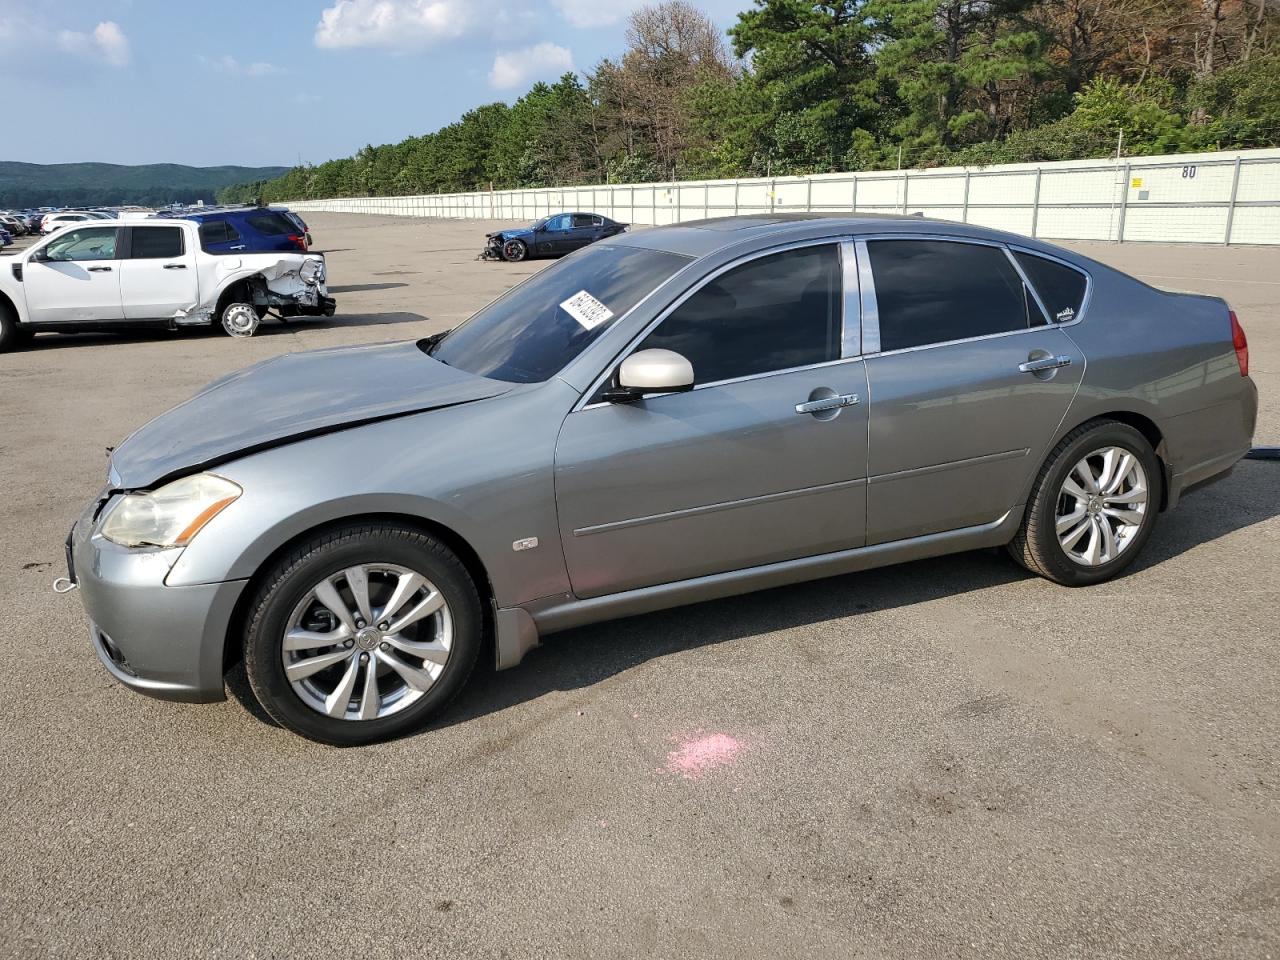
[{"x1": 560, "y1": 290, "x2": 614, "y2": 331}]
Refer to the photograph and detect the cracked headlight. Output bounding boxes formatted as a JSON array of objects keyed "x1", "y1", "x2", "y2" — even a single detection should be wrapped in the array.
[
  {"x1": 101, "y1": 474, "x2": 242, "y2": 548},
  {"x1": 299, "y1": 258, "x2": 324, "y2": 285}
]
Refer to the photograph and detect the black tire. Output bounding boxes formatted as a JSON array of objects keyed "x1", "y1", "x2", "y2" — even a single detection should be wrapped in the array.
[
  {"x1": 502, "y1": 238, "x2": 527, "y2": 262},
  {"x1": 243, "y1": 523, "x2": 483, "y2": 745},
  {"x1": 0, "y1": 302, "x2": 30, "y2": 352},
  {"x1": 1008, "y1": 419, "x2": 1162, "y2": 586}
]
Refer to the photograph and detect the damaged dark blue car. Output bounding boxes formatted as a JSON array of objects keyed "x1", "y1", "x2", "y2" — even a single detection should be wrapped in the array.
[{"x1": 482, "y1": 212, "x2": 628, "y2": 262}]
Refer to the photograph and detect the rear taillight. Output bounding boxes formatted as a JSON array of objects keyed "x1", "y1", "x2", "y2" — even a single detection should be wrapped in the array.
[
  {"x1": 288, "y1": 234, "x2": 307, "y2": 251},
  {"x1": 1230, "y1": 310, "x2": 1248, "y2": 377}
]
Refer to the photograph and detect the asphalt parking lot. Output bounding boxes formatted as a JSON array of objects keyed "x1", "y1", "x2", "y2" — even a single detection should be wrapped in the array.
[{"x1": 1, "y1": 214, "x2": 1277, "y2": 959}]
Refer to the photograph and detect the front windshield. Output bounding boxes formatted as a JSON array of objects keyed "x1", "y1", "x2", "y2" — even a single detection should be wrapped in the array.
[{"x1": 428, "y1": 243, "x2": 691, "y2": 383}]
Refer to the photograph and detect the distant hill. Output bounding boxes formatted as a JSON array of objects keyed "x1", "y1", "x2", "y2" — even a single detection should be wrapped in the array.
[{"x1": 0, "y1": 162, "x2": 292, "y2": 209}]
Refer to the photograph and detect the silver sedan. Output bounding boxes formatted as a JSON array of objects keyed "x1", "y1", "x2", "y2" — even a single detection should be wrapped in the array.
[{"x1": 64, "y1": 215, "x2": 1258, "y2": 744}]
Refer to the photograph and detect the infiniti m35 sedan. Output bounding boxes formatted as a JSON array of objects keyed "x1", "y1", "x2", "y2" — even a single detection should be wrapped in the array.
[{"x1": 65, "y1": 214, "x2": 1257, "y2": 744}]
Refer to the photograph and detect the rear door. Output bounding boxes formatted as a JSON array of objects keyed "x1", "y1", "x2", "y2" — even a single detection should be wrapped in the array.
[
  {"x1": 24, "y1": 226, "x2": 124, "y2": 323},
  {"x1": 554, "y1": 241, "x2": 868, "y2": 598},
  {"x1": 119, "y1": 224, "x2": 199, "y2": 319},
  {"x1": 860, "y1": 237, "x2": 1086, "y2": 545},
  {"x1": 569, "y1": 214, "x2": 599, "y2": 250}
]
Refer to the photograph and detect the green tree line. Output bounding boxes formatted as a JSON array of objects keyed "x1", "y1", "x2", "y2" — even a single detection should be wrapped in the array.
[{"x1": 220, "y1": 0, "x2": 1280, "y2": 205}]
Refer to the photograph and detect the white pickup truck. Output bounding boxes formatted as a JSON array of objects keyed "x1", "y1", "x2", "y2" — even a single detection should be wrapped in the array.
[{"x1": 0, "y1": 218, "x2": 335, "y2": 351}]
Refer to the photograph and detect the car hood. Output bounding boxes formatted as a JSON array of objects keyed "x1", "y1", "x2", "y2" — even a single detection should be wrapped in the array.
[
  {"x1": 109, "y1": 340, "x2": 512, "y2": 488},
  {"x1": 487, "y1": 227, "x2": 534, "y2": 241}
]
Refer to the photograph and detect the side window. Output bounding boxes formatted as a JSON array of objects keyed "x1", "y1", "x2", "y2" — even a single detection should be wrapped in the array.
[
  {"x1": 591, "y1": 216, "x2": 604, "y2": 227},
  {"x1": 130, "y1": 226, "x2": 184, "y2": 259},
  {"x1": 572, "y1": 214, "x2": 594, "y2": 228},
  {"x1": 1014, "y1": 252, "x2": 1089, "y2": 324},
  {"x1": 44, "y1": 227, "x2": 118, "y2": 262},
  {"x1": 198, "y1": 220, "x2": 241, "y2": 250},
  {"x1": 636, "y1": 244, "x2": 843, "y2": 386},
  {"x1": 868, "y1": 240, "x2": 1033, "y2": 352},
  {"x1": 246, "y1": 212, "x2": 293, "y2": 236},
  {"x1": 199, "y1": 221, "x2": 227, "y2": 246},
  {"x1": 546, "y1": 215, "x2": 571, "y2": 231}
]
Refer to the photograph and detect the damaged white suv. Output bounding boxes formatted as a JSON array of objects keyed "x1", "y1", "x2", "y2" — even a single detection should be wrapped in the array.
[{"x1": 0, "y1": 219, "x2": 335, "y2": 351}]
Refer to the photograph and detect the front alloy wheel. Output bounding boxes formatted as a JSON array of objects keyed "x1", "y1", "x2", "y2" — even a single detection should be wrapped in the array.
[
  {"x1": 244, "y1": 524, "x2": 482, "y2": 745},
  {"x1": 283, "y1": 564, "x2": 453, "y2": 721},
  {"x1": 502, "y1": 238, "x2": 527, "y2": 262}
]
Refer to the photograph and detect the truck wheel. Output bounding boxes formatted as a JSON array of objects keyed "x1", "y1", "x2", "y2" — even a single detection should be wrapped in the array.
[
  {"x1": 221, "y1": 302, "x2": 261, "y2": 338},
  {"x1": 0, "y1": 302, "x2": 31, "y2": 352}
]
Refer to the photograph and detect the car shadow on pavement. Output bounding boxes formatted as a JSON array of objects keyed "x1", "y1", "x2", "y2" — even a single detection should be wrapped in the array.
[
  {"x1": 16, "y1": 312, "x2": 428, "y2": 351},
  {"x1": 326, "y1": 282, "x2": 410, "y2": 293}
]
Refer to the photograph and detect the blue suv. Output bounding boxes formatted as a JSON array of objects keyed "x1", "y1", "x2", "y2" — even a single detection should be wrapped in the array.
[{"x1": 169, "y1": 207, "x2": 311, "y2": 255}]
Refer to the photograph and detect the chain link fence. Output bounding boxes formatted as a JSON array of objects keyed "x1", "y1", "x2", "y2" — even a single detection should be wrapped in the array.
[{"x1": 290, "y1": 147, "x2": 1280, "y2": 245}]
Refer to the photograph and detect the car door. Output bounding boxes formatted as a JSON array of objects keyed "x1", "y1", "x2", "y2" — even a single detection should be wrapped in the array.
[
  {"x1": 23, "y1": 226, "x2": 124, "y2": 324},
  {"x1": 541, "y1": 214, "x2": 572, "y2": 254},
  {"x1": 554, "y1": 241, "x2": 868, "y2": 599},
  {"x1": 569, "y1": 214, "x2": 598, "y2": 250},
  {"x1": 859, "y1": 236, "x2": 1086, "y2": 545},
  {"x1": 119, "y1": 224, "x2": 198, "y2": 319}
]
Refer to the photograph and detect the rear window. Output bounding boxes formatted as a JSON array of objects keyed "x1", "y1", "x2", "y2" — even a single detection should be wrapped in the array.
[
  {"x1": 1014, "y1": 252, "x2": 1089, "y2": 323},
  {"x1": 130, "y1": 226, "x2": 184, "y2": 259},
  {"x1": 246, "y1": 212, "x2": 294, "y2": 236},
  {"x1": 198, "y1": 220, "x2": 241, "y2": 248}
]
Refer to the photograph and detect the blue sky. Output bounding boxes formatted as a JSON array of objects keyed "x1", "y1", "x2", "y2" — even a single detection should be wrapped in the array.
[{"x1": 2, "y1": 0, "x2": 750, "y2": 169}]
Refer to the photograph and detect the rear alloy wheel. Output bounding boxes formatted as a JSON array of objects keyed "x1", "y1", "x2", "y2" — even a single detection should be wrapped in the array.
[
  {"x1": 244, "y1": 524, "x2": 482, "y2": 745},
  {"x1": 1008, "y1": 420, "x2": 1162, "y2": 586},
  {"x1": 502, "y1": 238, "x2": 527, "y2": 262}
]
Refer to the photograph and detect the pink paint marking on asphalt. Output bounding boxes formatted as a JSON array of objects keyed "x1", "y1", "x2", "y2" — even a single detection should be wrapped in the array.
[{"x1": 664, "y1": 733, "x2": 745, "y2": 780}]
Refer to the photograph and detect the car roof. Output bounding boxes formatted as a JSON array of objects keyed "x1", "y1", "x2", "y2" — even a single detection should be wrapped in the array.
[{"x1": 605, "y1": 212, "x2": 1064, "y2": 260}]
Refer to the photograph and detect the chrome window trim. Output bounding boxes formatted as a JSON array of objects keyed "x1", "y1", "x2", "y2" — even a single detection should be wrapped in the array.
[
  {"x1": 574, "y1": 236, "x2": 857, "y2": 413},
  {"x1": 840, "y1": 239, "x2": 861, "y2": 358},
  {"x1": 1004, "y1": 243, "x2": 1094, "y2": 327},
  {"x1": 854, "y1": 239, "x2": 879, "y2": 355},
  {"x1": 855, "y1": 233, "x2": 1093, "y2": 361}
]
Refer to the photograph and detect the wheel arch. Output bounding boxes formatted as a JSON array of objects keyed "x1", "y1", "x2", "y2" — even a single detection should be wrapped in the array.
[
  {"x1": 1049, "y1": 409, "x2": 1171, "y2": 510},
  {"x1": 0, "y1": 288, "x2": 22, "y2": 324},
  {"x1": 213, "y1": 274, "x2": 265, "y2": 316},
  {"x1": 222, "y1": 511, "x2": 496, "y2": 674}
]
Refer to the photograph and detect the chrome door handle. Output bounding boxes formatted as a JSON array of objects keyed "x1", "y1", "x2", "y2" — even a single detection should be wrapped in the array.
[
  {"x1": 163, "y1": 263, "x2": 187, "y2": 269},
  {"x1": 87, "y1": 266, "x2": 112, "y2": 272},
  {"x1": 1019, "y1": 355, "x2": 1071, "y2": 373},
  {"x1": 795, "y1": 394, "x2": 859, "y2": 415},
  {"x1": 229, "y1": 245, "x2": 246, "y2": 251}
]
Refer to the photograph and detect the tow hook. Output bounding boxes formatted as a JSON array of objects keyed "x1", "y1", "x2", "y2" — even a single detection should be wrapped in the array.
[{"x1": 52, "y1": 577, "x2": 78, "y2": 594}]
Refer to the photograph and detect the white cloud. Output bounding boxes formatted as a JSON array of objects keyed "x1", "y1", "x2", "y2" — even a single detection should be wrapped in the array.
[
  {"x1": 201, "y1": 54, "x2": 281, "y2": 77},
  {"x1": 551, "y1": 0, "x2": 644, "y2": 29},
  {"x1": 489, "y1": 42, "x2": 574, "y2": 90},
  {"x1": 315, "y1": 0, "x2": 475, "y2": 51},
  {"x1": 55, "y1": 20, "x2": 130, "y2": 66}
]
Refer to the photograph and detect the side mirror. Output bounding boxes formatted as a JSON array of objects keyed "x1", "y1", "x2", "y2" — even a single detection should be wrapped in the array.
[
  {"x1": 602, "y1": 349, "x2": 695, "y2": 403},
  {"x1": 29, "y1": 247, "x2": 48, "y2": 262}
]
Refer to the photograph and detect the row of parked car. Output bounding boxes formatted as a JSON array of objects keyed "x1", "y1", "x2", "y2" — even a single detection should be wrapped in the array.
[{"x1": 0, "y1": 204, "x2": 314, "y2": 251}]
